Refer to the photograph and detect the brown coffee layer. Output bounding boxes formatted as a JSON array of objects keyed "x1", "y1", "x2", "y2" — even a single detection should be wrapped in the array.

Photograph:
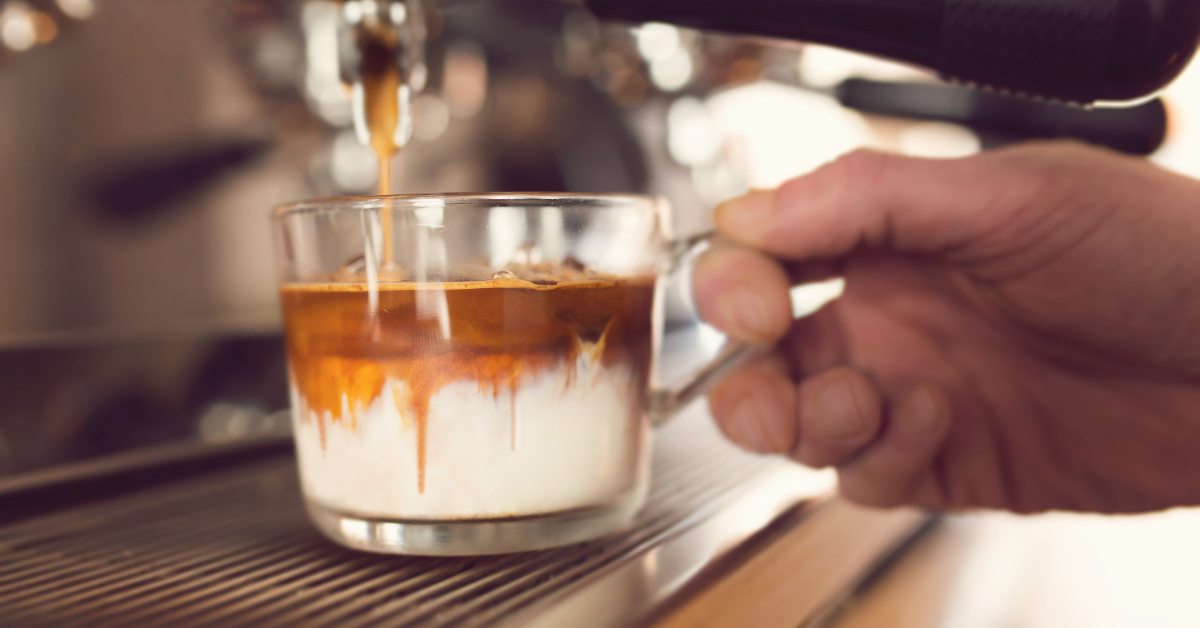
[{"x1": 281, "y1": 278, "x2": 656, "y2": 492}]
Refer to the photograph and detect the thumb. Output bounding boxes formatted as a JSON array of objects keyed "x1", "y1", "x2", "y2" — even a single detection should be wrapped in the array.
[{"x1": 713, "y1": 143, "x2": 1094, "y2": 262}]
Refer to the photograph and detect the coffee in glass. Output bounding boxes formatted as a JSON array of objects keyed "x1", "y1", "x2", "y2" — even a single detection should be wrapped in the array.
[{"x1": 273, "y1": 194, "x2": 758, "y2": 555}]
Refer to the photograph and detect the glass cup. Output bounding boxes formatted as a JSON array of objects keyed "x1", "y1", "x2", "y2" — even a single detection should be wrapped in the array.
[{"x1": 272, "y1": 193, "x2": 760, "y2": 555}]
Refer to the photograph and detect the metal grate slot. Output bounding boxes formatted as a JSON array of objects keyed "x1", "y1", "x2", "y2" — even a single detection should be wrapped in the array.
[{"x1": 0, "y1": 409, "x2": 819, "y2": 628}]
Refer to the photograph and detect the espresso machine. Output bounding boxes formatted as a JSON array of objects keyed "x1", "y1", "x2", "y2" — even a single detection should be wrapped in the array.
[
  {"x1": 0, "y1": 1, "x2": 1197, "y2": 626},
  {"x1": 0, "y1": 0, "x2": 1188, "y2": 484}
]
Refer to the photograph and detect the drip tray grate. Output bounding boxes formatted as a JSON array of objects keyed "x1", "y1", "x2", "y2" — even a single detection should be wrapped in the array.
[{"x1": 0, "y1": 408, "x2": 826, "y2": 628}]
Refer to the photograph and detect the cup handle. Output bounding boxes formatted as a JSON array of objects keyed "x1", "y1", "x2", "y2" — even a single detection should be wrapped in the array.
[{"x1": 648, "y1": 231, "x2": 774, "y2": 425}]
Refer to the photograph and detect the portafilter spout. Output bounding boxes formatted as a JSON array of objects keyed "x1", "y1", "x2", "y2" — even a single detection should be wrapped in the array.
[{"x1": 335, "y1": 0, "x2": 428, "y2": 170}]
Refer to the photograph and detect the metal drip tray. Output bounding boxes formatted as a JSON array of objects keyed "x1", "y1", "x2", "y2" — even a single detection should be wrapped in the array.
[{"x1": 0, "y1": 407, "x2": 921, "y2": 628}]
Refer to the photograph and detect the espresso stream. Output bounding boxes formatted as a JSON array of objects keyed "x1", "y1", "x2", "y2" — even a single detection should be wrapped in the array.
[
  {"x1": 359, "y1": 22, "x2": 402, "y2": 196},
  {"x1": 356, "y1": 14, "x2": 406, "y2": 267},
  {"x1": 282, "y1": 277, "x2": 655, "y2": 493}
]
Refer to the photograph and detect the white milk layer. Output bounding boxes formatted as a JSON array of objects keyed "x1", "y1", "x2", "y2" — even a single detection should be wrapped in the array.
[{"x1": 290, "y1": 357, "x2": 649, "y2": 520}]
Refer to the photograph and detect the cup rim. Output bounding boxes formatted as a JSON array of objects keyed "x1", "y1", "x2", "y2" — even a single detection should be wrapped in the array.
[{"x1": 272, "y1": 192, "x2": 661, "y2": 219}]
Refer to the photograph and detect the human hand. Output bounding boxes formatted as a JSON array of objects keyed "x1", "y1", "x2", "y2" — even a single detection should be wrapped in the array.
[{"x1": 694, "y1": 141, "x2": 1200, "y2": 514}]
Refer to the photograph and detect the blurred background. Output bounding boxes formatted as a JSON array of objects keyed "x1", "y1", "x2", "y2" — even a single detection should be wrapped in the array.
[{"x1": 0, "y1": 1, "x2": 1198, "y2": 625}]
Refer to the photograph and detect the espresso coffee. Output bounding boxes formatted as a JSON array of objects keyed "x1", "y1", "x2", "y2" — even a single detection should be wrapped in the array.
[
  {"x1": 358, "y1": 19, "x2": 403, "y2": 197},
  {"x1": 352, "y1": 7, "x2": 412, "y2": 267},
  {"x1": 281, "y1": 274, "x2": 656, "y2": 519}
]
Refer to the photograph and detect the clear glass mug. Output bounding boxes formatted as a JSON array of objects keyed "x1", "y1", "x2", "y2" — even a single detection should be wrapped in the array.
[{"x1": 272, "y1": 193, "x2": 760, "y2": 555}]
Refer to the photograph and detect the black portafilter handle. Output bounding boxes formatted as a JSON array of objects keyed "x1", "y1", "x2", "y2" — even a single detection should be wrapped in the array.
[{"x1": 584, "y1": 0, "x2": 1200, "y2": 104}]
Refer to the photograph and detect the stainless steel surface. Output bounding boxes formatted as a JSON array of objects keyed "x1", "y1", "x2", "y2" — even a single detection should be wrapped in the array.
[
  {"x1": 0, "y1": 404, "x2": 836, "y2": 628},
  {"x1": 505, "y1": 464, "x2": 833, "y2": 628},
  {"x1": 0, "y1": 430, "x2": 288, "y2": 498}
]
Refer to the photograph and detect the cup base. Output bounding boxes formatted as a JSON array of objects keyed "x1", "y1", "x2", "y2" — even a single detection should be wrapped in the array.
[{"x1": 305, "y1": 494, "x2": 643, "y2": 556}]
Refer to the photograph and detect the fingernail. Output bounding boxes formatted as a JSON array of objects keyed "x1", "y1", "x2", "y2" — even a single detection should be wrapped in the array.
[
  {"x1": 721, "y1": 285, "x2": 774, "y2": 341},
  {"x1": 812, "y1": 375, "x2": 867, "y2": 440},
  {"x1": 906, "y1": 386, "x2": 942, "y2": 434},
  {"x1": 729, "y1": 396, "x2": 774, "y2": 453},
  {"x1": 717, "y1": 190, "x2": 775, "y2": 230}
]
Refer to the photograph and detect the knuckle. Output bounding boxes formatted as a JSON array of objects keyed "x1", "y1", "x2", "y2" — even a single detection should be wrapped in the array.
[
  {"x1": 780, "y1": 149, "x2": 891, "y2": 203},
  {"x1": 828, "y1": 149, "x2": 894, "y2": 192}
]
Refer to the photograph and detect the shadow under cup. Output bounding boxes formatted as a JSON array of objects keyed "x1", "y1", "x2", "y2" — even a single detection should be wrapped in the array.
[{"x1": 273, "y1": 194, "x2": 672, "y2": 555}]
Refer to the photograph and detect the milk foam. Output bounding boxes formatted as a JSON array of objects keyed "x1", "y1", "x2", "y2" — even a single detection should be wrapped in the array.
[{"x1": 290, "y1": 354, "x2": 649, "y2": 519}]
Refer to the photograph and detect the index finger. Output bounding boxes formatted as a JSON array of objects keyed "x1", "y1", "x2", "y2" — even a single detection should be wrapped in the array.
[{"x1": 712, "y1": 146, "x2": 1057, "y2": 261}]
